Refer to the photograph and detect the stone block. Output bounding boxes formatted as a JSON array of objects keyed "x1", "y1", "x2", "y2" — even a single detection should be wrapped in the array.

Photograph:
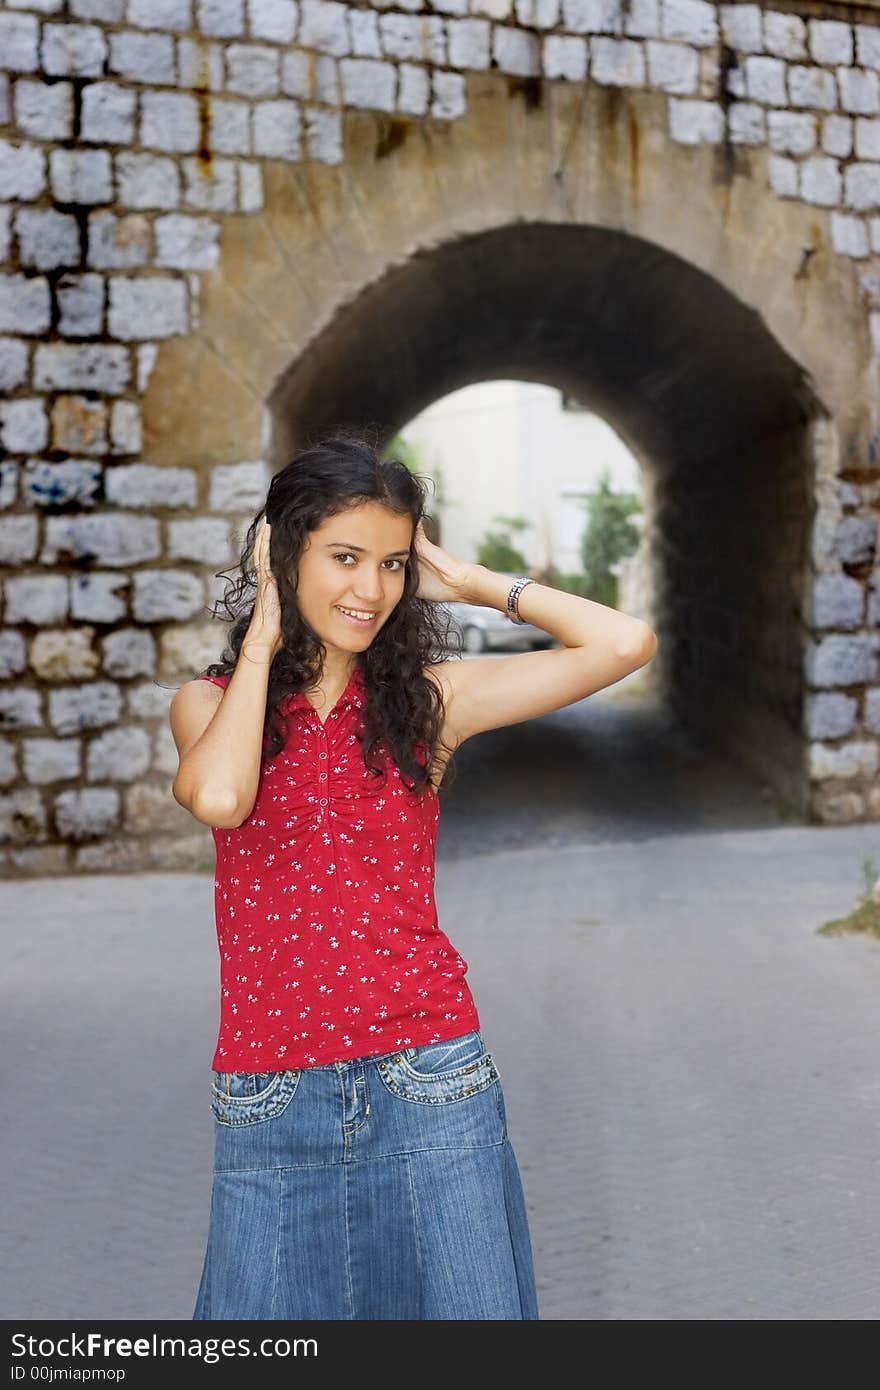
[
  {"x1": 108, "y1": 30, "x2": 176, "y2": 84},
  {"x1": 107, "y1": 276, "x2": 188, "y2": 340},
  {"x1": 591, "y1": 36, "x2": 645, "y2": 86},
  {"x1": 80, "y1": 81, "x2": 137, "y2": 144},
  {"x1": 805, "y1": 691, "x2": 857, "y2": 739},
  {"x1": 87, "y1": 211, "x2": 152, "y2": 270},
  {"x1": 41, "y1": 512, "x2": 160, "y2": 567},
  {"x1": 14, "y1": 79, "x2": 73, "y2": 140},
  {"x1": 49, "y1": 681, "x2": 121, "y2": 734},
  {"x1": 226, "y1": 43, "x2": 282, "y2": 96},
  {"x1": 54, "y1": 787, "x2": 120, "y2": 839},
  {"x1": 808, "y1": 19, "x2": 854, "y2": 68},
  {"x1": 0, "y1": 138, "x2": 46, "y2": 202},
  {"x1": 33, "y1": 344, "x2": 129, "y2": 392},
  {"x1": 132, "y1": 570, "x2": 205, "y2": 621},
  {"x1": 22, "y1": 459, "x2": 103, "y2": 508},
  {"x1": 140, "y1": 91, "x2": 202, "y2": 152},
  {"x1": 70, "y1": 572, "x2": 130, "y2": 624},
  {"x1": 4, "y1": 574, "x2": 68, "y2": 625},
  {"x1": 101, "y1": 628, "x2": 157, "y2": 679},
  {"x1": 86, "y1": 725, "x2": 152, "y2": 781},
  {"x1": 647, "y1": 40, "x2": 698, "y2": 94},
  {"x1": 23, "y1": 738, "x2": 81, "y2": 784},
  {"x1": 30, "y1": 627, "x2": 99, "y2": 681},
  {"x1": 0, "y1": 514, "x2": 39, "y2": 564},
  {"x1": 116, "y1": 152, "x2": 181, "y2": 210}
]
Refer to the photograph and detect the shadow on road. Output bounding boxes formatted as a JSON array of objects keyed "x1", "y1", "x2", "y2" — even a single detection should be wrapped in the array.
[{"x1": 438, "y1": 666, "x2": 788, "y2": 859}]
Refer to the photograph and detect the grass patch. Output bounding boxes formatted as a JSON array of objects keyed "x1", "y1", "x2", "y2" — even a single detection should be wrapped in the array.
[
  {"x1": 818, "y1": 855, "x2": 880, "y2": 937},
  {"x1": 818, "y1": 898, "x2": 880, "y2": 937}
]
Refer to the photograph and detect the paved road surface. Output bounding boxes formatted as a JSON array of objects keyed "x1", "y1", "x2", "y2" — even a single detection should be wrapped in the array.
[{"x1": 3, "y1": 677, "x2": 879, "y2": 1320}]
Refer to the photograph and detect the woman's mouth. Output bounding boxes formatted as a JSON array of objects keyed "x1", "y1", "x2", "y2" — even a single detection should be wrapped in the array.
[{"x1": 335, "y1": 605, "x2": 379, "y2": 627}]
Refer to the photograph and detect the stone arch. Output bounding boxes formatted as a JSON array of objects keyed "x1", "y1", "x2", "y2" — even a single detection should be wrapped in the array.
[
  {"x1": 143, "y1": 74, "x2": 875, "y2": 842},
  {"x1": 266, "y1": 217, "x2": 827, "y2": 818}
]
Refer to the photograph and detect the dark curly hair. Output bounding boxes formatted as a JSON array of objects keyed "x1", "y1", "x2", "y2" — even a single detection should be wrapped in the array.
[{"x1": 201, "y1": 431, "x2": 463, "y2": 798}]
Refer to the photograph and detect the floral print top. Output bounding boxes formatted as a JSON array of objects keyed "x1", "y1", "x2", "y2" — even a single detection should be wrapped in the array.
[{"x1": 198, "y1": 663, "x2": 480, "y2": 1070}]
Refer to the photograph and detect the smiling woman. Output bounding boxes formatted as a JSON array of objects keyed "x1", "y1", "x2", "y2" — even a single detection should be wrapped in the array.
[
  {"x1": 169, "y1": 430, "x2": 656, "y2": 1321},
  {"x1": 180, "y1": 437, "x2": 460, "y2": 792},
  {"x1": 293, "y1": 511, "x2": 413, "y2": 644},
  {"x1": 168, "y1": 432, "x2": 541, "y2": 1321},
  {"x1": 329, "y1": 538, "x2": 409, "y2": 628}
]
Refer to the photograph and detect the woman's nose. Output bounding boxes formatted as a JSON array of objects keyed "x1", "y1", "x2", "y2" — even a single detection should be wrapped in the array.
[{"x1": 353, "y1": 572, "x2": 384, "y2": 601}]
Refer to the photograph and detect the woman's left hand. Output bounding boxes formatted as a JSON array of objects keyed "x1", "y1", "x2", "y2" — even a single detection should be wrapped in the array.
[{"x1": 412, "y1": 521, "x2": 474, "y2": 604}]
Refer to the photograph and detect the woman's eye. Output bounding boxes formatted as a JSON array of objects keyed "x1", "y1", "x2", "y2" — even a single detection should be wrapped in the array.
[{"x1": 333, "y1": 553, "x2": 402, "y2": 570}]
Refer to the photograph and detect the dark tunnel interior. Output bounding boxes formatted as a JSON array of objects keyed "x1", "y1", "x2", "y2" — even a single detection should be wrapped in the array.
[{"x1": 267, "y1": 222, "x2": 827, "y2": 825}]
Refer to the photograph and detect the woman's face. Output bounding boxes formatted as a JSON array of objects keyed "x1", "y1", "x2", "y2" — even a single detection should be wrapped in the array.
[{"x1": 295, "y1": 501, "x2": 413, "y2": 656}]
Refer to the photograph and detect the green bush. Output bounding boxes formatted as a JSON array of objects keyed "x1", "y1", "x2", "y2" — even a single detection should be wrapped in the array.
[
  {"x1": 580, "y1": 469, "x2": 641, "y2": 606},
  {"x1": 476, "y1": 515, "x2": 531, "y2": 572}
]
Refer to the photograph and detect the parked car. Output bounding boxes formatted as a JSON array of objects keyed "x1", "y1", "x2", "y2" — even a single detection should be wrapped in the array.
[{"x1": 442, "y1": 578, "x2": 555, "y2": 653}]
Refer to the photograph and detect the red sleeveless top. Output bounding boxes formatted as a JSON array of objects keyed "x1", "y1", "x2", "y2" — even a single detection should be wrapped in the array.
[{"x1": 198, "y1": 663, "x2": 480, "y2": 1070}]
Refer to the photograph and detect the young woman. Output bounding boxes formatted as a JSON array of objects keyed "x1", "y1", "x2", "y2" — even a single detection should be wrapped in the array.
[{"x1": 170, "y1": 434, "x2": 657, "y2": 1321}]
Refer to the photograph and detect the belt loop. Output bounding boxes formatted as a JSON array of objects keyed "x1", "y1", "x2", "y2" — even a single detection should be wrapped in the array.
[{"x1": 225, "y1": 1073, "x2": 231, "y2": 1100}]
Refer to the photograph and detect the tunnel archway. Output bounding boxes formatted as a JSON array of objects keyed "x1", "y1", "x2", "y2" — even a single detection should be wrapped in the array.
[
  {"x1": 267, "y1": 221, "x2": 825, "y2": 817},
  {"x1": 139, "y1": 69, "x2": 876, "y2": 841}
]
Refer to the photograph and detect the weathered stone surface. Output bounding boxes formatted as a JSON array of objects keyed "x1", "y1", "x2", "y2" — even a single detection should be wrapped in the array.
[
  {"x1": 4, "y1": 575, "x2": 68, "y2": 626},
  {"x1": 104, "y1": 464, "x2": 197, "y2": 509},
  {"x1": 70, "y1": 573, "x2": 130, "y2": 624},
  {"x1": 49, "y1": 681, "x2": 122, "y2": 734},
  {"x1": 6, "y1": 0, "x2": 880, "y2": 869},
  {"x1": 101, "y1": 628, "x2": 157, "y2": 679},
  {"x1": 0, "y1": 632, "x2": 27, "y2": 681},
  {"x1": 208, "y1": 460, "x2": 270, "y2": 511},
  {"x1": 132, "y1": 570, "x2": 205, "y2": 622},
  {"x1": 0, "y1": 688, "x2": 43, "y2": 730},
  {"x1": 23, "y1": 738, "x2": 81, "y2": 786},
  {"x1": 809, "y1": 739, "x2": 879, "y2": 780},
  {"x1": 50, "y1": 397, "x2": 109, "y2": 456},
  {"x1": 53, "y1": 787, "x2": 120, "y2": 840},
  {"x1": 0, "y1": 790, "x2": 47, "y2": 847},
  {"x1": 124, "y1": 781, "x2": 193, "y2": 833},
  {"x1": 29, "y1": 629, "x2": 100, "y2": 681},
  {"x1": 811, "y1": 573, "x2": 866, "y2": 628},
  {"x1": 86, "y1": 725, "x2": 152, "y2": 782},
  {"x1": 159, "y1": 622, "x2": 227, "y2": 677},
  {"x1": 805, "y1": 691, "x2": 858, "y2": 740},
  {"x1": 806, "y1": 635, "x2": 878, "y2": 688},
  {"x1": 0, "y1": 274, "x2": 51, "y2": 335}
]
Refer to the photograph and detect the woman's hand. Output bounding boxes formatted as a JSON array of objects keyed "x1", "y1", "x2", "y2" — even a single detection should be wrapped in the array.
[
  {"x1": 412, "y1": 520, "x2": 475, "y2": 604},
  {"x1": 244, "y1": 516, "x2": 283, "y2": 660}
]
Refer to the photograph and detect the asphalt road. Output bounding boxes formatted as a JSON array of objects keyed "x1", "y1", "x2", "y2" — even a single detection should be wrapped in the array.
[
  {"x1": 437, "y1": 665, "x2": 788, "y2": 858},
  {"x1": 3, "y1": 673, "x2": 879, "y2": 1321}
]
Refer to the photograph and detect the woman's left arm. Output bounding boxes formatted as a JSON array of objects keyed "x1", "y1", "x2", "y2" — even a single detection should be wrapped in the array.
[
  {"x1": 464, "y1": 564, "x2": 654, "y2": 657},
  {"x1": 415, "y1": 515, "x2": 657, "y2": 745},
  {"x1": 414, "y1": 521, "x2": 658, "y2": 743},
  {"x1": 438, "y1": 565, "x2": 657, "y2": 743}
]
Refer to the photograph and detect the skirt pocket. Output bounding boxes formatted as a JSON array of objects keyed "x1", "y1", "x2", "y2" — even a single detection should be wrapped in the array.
[
  {"x1": 210, "y1": 1068, "x2": 302, "y2": 1127},
  {"x1": 375, "y1": 1030, "x2": 500, "y2": 1105}
]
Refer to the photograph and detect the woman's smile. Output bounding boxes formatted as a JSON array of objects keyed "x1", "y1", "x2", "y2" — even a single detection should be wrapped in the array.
[{"x1": 335, "y1": 604, "x2": 379, "y2": 626}]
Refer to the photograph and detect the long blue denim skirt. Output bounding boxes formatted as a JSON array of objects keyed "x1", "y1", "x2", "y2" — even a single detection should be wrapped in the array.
[{"x1": 192, "y1": 1027, "x2": 539, "y2": 1320}]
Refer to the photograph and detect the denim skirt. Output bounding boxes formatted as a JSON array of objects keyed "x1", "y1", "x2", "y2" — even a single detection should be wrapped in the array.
[{"x1": 192, "y1": 1027, "x2": 539, "y2": 1320}]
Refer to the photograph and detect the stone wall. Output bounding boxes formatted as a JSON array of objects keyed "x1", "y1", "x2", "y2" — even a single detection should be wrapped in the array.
[{"x1": 2, "y1": 0, "x2": 880, "y2": 873}]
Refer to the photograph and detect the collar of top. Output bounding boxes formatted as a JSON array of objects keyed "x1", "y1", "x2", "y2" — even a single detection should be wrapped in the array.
[{"x1": 284, "y1": 663, "x2": 366, "y2": 716}]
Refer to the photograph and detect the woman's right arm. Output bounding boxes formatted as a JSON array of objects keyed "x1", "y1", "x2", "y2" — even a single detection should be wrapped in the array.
[
  {"x1": 170, "y1": 646, "x2": 274, "y2": 828},
  {"x1": 170, "y1": 517, "x2": 283, "y2": 829}
]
